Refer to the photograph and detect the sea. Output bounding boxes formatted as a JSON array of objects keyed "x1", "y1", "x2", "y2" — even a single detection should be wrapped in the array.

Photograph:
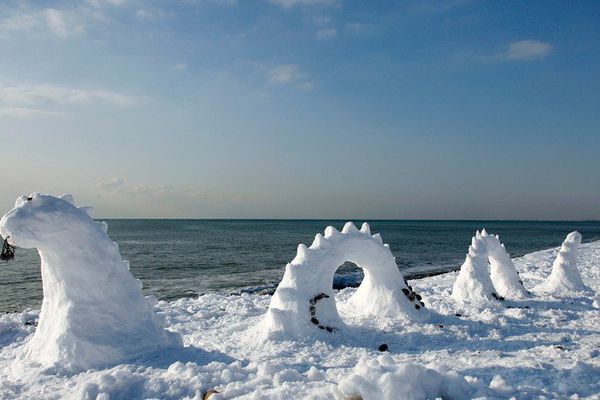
[{"x1": 2, "y1": 220, "x2": 600, "y2": 313}]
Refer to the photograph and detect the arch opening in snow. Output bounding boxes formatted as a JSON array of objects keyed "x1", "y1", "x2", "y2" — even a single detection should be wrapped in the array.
[{"x1": 261, "y1": 222, "x2": 427, "y2": 339}]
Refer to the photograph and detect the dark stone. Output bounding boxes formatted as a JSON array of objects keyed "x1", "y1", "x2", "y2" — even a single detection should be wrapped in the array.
[
  {"x1": 409, "y1": 294, "x2": 415, "y2": 301},
  {"x1": 416, "y1": 294, "x2": 422, "y2": 300},
  {"x1": 455, "y1": 313, "x2": 462, "y2": 317},
  {"x1": 309, "y1": 306, "x2": 316, "y2": 314},
  {"x1": 378, "y1": 344, "x2": 388, "y2": 352},
  {"x1": 311, "y1": 318, "x2": 319, "y2": 325},
  {"x1": 524, "y1": 305, "x2": 531, "y2": 309},
  {"x1": 204, "y1": 389, "x2": 219, "y2": 400},
  {"x1": 419, "y1": 301, "x2": 425, "y2": 307},
  {"x1": 309, "y1": 299, "x2": 316, "y2": 305},
  {"x1": 415, "y1": 304, "x2": 420, "y2": 309},
  {"x1": 326, "y1": 327, "x2": 333, "y2": 332},
  {"x1": 438, "y1": 324, "x2": 444, "y2": 328},
  {"x1": 408, "y1": 286, "x2": 413, "y2": 291},
  {"x1": 318, "y1": 325, "x2": 325, "y2": 330},
  {"x1": 402, "y1": 288, "x2": 410, "y2": 296}
]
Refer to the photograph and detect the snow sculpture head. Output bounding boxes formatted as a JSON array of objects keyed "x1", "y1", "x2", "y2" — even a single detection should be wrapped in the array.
[
  {"x1": 262, "y1": 222, "x2": 427, "y2": 339},
  {"x1": 537, "y1": 231, "x2": 588, "y2": 295},
  {"x1": 0, "y1": 193, "x2": 181, "y2": 372}
]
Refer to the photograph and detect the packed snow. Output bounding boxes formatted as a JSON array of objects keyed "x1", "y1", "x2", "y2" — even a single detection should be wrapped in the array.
[
  {"x1": 262, "y1": 222, "x2": 426, "y2": 339},
  {"x1": 536, "y1": 231, "x2": 590, "y2": 295},
  {"x1": 0, "y1": 194, "x2": 181, "y2": 374},
  {"x1": 0, "y1": 197, "x2": 599, "y2": 399}
]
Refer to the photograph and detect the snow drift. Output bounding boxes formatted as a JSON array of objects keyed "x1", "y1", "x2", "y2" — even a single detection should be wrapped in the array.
[
  {"x1": 0, "y1": 193, "x2": 181, "y2": 372},
  {"x1": 262, "y1": 222, "x2": 427, "y2": 339},
  {"x1": 537, "y1": 231, "x2": 588, "y2": 295},
  {"x1": 337, "y1": 355, "x2": 470, "y2": 400}
]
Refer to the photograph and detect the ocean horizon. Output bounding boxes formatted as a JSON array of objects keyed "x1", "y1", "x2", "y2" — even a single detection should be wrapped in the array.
[{"x1": 3, "y1": 219, "x2": 600, "y2": 313}]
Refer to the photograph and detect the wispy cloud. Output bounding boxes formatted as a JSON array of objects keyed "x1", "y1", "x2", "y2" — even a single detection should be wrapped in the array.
[
  {"x1": 270, "y1": 0, "x2": 337, "y2": 9},
  {"x1": 0, "y1": 84, "x2": 141, "y2": 108},
  {"x1": 486, "y1": 40, "x2": 554, "y2": 62},
  {"x1": 0, "y1": 14, "x2": 38, "y2": 32},
  {"x1": 315, "y1": 27, "x2": 336, "y2": 39},
  {"x1": 0, "y1": 107, "x2": 68, "y2": 118},
  {"x1": 44, "y1": 9, "x2": 70, "y2": 38},
  {"x1": 172, "y1": 63, "x2": 188, "y2": 72},
  {"x1": 267, "y1": 64, "x2": 315, "y2": 90},
  {"x1": 96, "y1": 177, "x2": 244, "y2": 213}
]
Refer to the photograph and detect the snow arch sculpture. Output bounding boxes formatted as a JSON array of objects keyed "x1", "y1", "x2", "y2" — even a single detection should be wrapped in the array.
[
  {"x1": 262, "y1": 222, "x2": 427, "y2": 339},
  {"x1": 537, "y1": 231, "x2": 588, "y2": 295},
  {"x1": 0, "y1": 193, "x2": 181, "y2": 371}
]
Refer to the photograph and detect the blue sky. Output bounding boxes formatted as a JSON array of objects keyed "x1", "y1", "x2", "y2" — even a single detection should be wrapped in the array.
[{"x1": 0, "y1": 0, "x2": 599, "y2": 219}]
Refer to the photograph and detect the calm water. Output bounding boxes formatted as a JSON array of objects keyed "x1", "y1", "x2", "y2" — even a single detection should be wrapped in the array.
[{"x1": 2, "y1": 220, "x2": 600, "y2": 313}]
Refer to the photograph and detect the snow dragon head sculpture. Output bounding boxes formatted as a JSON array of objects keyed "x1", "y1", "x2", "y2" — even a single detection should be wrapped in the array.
[
  {"x1": 0, "y1": 193, "x2": 181, "y2": 372},
  {"x1": 262, "y1": 222, "x2": 427, "y2": 339}
]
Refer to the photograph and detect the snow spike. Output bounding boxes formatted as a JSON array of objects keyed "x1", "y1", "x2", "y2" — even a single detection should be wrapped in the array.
[
  {"x1": 98, "y1": 221, "x2": 108, "y2": 233},
  {"x1": 342, "y1": 222, "x2": 359, "y2": 233},
  {"x1": 360, "y1": 222, "x2": 371, "y2": 234},
  {"x1": 79, "y1": 206, "x2": 94, "y2": 218},
  {"x1": 297, "y1": 243, "x2": 308, "y2": 258},
  {"x1": 324, "y1": 226, "x2": 339, "y2": 238},
  {"x1": 310, "y1": 233, "x2": 325, "y2": 249},
  {"x1": 481, "y1": 228, "x2": 489, "y2": 237},
  {"x1": 59, "y1": 194, "x2": 75, "y2": 205},
  {"x1": 372, "y1": 233, "x2": 383, "y2": 244}
]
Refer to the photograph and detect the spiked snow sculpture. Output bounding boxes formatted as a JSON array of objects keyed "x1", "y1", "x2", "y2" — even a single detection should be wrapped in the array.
[
  {"x1": 262, "y1": 222, "x2": 426, "y2": 338},
  {"x1": 0, "y1": 193, "x2": 181, "y2": 371},
  {"x1": 451, "y1": 231, "x2": 499, "y2": 305},
  {"x1": 537, "y1": 231, "x2": 589, "y2": 295},
  {"x1": 482, "y1": 230, "x2": 529, "y2": 299}
]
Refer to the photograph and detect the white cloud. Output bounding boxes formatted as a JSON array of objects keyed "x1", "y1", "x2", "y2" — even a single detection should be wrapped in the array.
[
  {"x1": 172, "y1": 63, "x2": 188, "y2": 71},
  {"x1": 0, "y1": 14, "x2": 39, "y2": 32},
  {"x1": 488, "y1": 40, "x2": 553, "y2": 62},
  {"x1": 0, "y1": 107, "x2": 68, "y2": 118},
  {"x1": 44, "y1": 9, "x2": 70, "y2": 38},
  {"x1": 270, "y1": 0, "x2": 337, "y2": 8},
  {"x1": 0, "y1": 84, "x2": 141, "y2": 108},
  {"x1": 268, "y1": 64, "x2": 303, "y2": 84},
  {"x1": 267, "y1": 64, "x2": 315, "y2": 90},
  {"x1": 315, "y1": 27, "x2": 336, "y2": 39}
]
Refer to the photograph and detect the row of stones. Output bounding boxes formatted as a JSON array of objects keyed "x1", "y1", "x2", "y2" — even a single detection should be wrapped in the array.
[{"x1": 309, "y1": 293, "x2": 337, "y2": 333}]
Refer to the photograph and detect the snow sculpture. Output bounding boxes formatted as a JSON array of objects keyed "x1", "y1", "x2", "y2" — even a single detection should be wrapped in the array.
[
  {"x1": 482, "y1": 230, "x2": 529, "y2": 299},
  {"x1": 0, "y1": 193, "x2": 181, "y2": 371},
  {"x1": 537, "y1": 231, "x2": 588, "y2": 295},
  {"x1": 451, "y1": 231, "x2": 499, "y2": 305},
  {"x1": 262, "y1": 222, "x2": 426, "y2": 339}
]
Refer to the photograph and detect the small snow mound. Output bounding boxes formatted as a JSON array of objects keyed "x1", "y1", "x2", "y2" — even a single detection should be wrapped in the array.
[
  {"x1": 0, "y1": 193, "x2": 181, "y2": 372},
  {"x1": 451, "y1": 232, "x2": 498, "y2": 306},
  {"x1": 536, "y1": 231, "x2": 589, "y2": 295},
  {"x1": 337, "y1": 355, "x2": 470, "y2": 400},
  {"x1": 262, "y1": 222, "x2": 427, "y2": 339}
]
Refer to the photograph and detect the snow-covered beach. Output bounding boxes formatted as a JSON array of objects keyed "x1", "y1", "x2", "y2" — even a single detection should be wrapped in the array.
[{"x1": 1, "y1": 237, "x2": 598, "y2": 399}]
